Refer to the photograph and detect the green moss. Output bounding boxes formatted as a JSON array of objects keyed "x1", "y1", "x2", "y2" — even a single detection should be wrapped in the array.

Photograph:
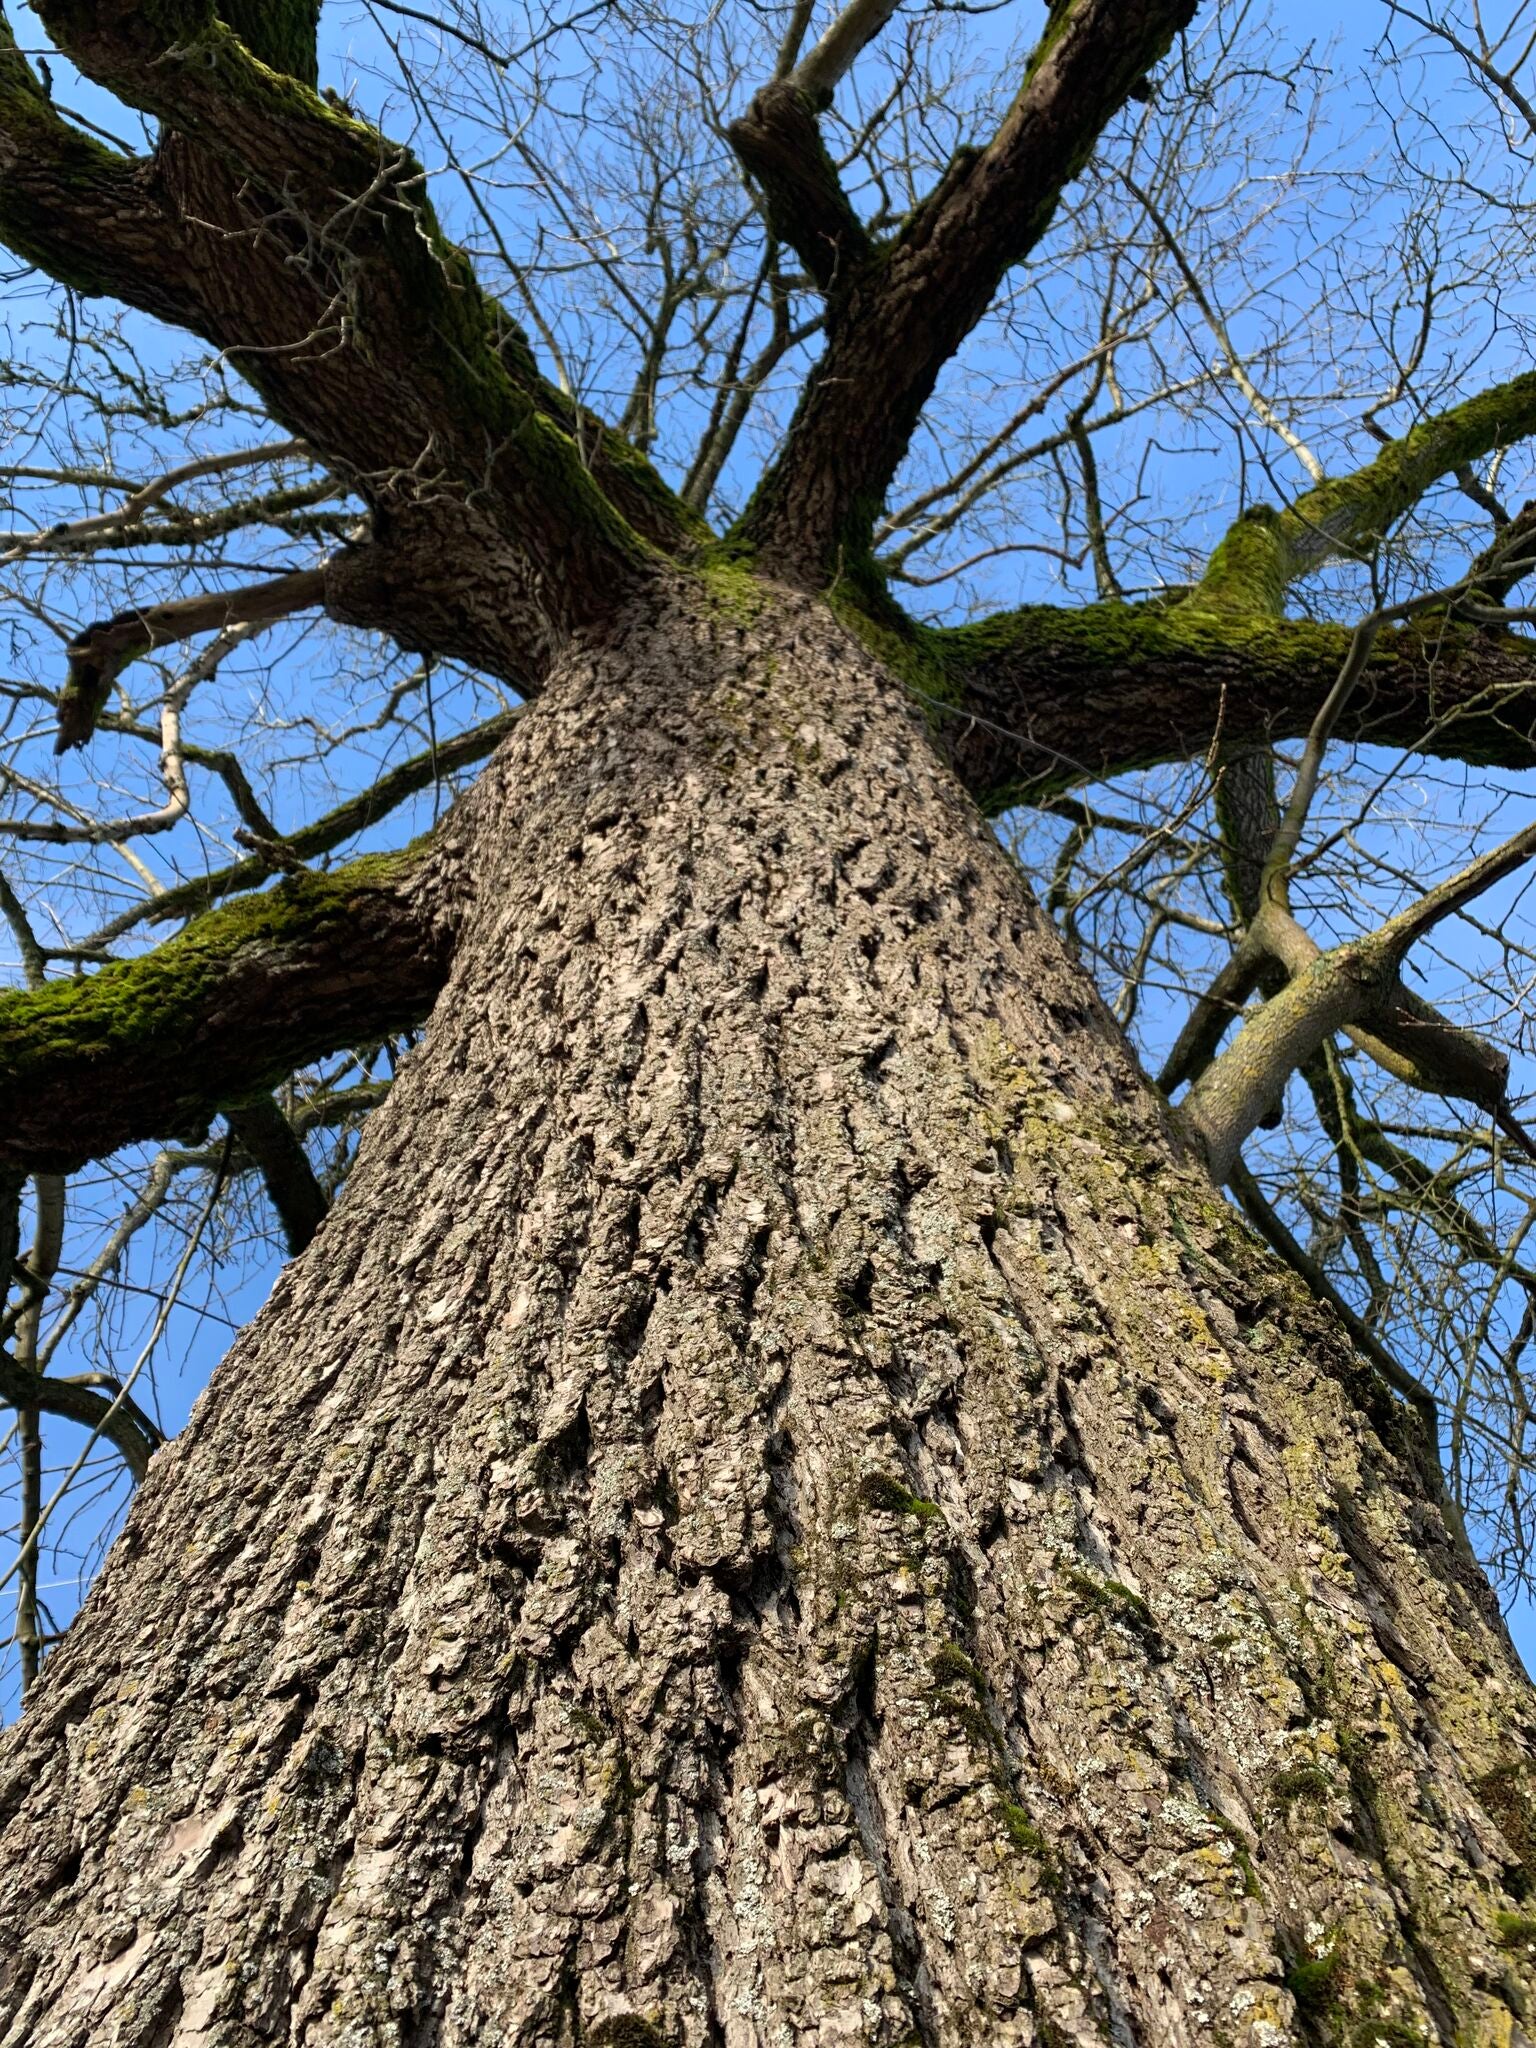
[
  {"x1": 828, "y1": 583, "x2": 962, "y2": 717},
  {"x1": 998, "y1": 1801, "x2": 1062, "y2": 1887},
  {"x1": 1189, "y1": 368, "x2": 1536, "y2": 620},
  {"x1": 687, "y1": 545, "x2": 771, "y2": 623},
  {"x1": 1207, "y1": 1810, "x2": 1261, "y2": 1898},
  {"x1": 820, "y1": 560, "x2": 1533, "y2": 811},
  {"x1": 1343, "y1": 2015, "x2": 1423, "y2": 2048},
  {"x1": 1268, "y1": 1763, "x2": 1334, "y2": 1813},
  {"x1": 1286, "y1": 1948, "x2": 1342, "y2": 2020},
  {"x1": 1021, "y1": 0, "x2": 1075, "y2": 86},
  {"x1": 588, "y1": 2019, "x2": 673, "y2": 2048},
  {"x1": 929, "y1": 1644, "x2": 985, "y2": 1692},
  {"x1": 1194, "y1": 505, "x2": 1291, "y2": 616},
  {"x1": 1286, "y1": 1941, "x2": 1343, "y2": 2023},
  {"x1": 1496, "y1": 1911, "x2": 1536, "y2": 1949},
  {"x1": 856, "y1": 1472, "x2": 941, "y2": 1520},
  {"x1": 220, "y1": 0, "x2": 320, "y2": 82},
  {"x1": 1065, "y1": 1568, "x2": 1155, "y2": 1634},
  {"x1": 567, "y1": 1704, "x2": 608, "y2": 1746},
  {"x1": 914, "y1": 597, "x2": 1357, "y2": 804},
  {"x1": 0, "y1": 850, "x2": 423, "y2": 1130}
]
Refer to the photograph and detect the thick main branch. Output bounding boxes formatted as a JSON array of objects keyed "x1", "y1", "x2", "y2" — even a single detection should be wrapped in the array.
[
  {"x1": 909, "y1": 601, "x2": 1536, "y2": 809},
  {"x1": 3, "y1": 2, "x2": 697, "y2": 696},
  {"x1": 736, "y1": 0, "x2": 1197, "y2": 582},
  {"x1": 0, "y1": 852, "x2": 447, "y2": 1174}
]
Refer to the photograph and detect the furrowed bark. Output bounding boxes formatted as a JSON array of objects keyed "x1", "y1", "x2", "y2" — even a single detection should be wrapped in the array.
[
  {"x1": 735, "y1": 0, "x2": 1198, "y2": 582},
  {"x1": 1, "y1": 585, "x2": 1532, "y2": 2048},
  {"x1": 0, "y1": 851, "x2": 447, "y2": 1174},
  {"x1": 727, "y1": 82, "x2": 871, "y2": 294}
]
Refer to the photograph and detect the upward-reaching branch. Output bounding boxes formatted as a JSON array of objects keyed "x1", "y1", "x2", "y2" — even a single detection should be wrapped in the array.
[
  {"x1": 734, "y1": 0, "x2": 1198, "y2": 583},
  {"x1": 1193, "y1": 368, "x2": 1536, "y2": 615}
]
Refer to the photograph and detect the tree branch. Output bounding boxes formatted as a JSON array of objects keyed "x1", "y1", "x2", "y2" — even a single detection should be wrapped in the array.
[
  {"x1": 56, "y1": 568, "x2": 326, "y2": 753},
  {"x1": 735, "y1": 0, "x2": 1197, "y2": 581},
  {"x1": 1193, "y1": 369, "x2": 1536, "y2": 615},
  {"x1": 0, "y1": 851, "x2": 447, "y2": 1174},
  {"x1": 1178, "y1": 814, "x2": 1536, "y2": 1183},
  {"x1": 222, "y1": 1096, "x2": 328, "y2": 1255},
  {"x1": 6, "y1": 1, "x2": 694, "y2": 696},
  {"x1": 727, "y1": 81, "x2": 872, "y2": 293},
  {"x1": 86, "y1": 707, "x2": 521, "y2": 945},
  {"x1": 0, "y1": 1344, "x2": 162, "y2": 1483},
  {"x1": 905, "y1": 600, "x2": 1536, "y2": 809},
  {"x1": 0, "y1": 14, "x2": 203, "y2": 327}
]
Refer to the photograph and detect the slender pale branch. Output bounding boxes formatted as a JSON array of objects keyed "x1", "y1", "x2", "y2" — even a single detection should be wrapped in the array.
[
  {"x1": 54, "y1": 591, "x2": 293, "y2": 755},
  {"x1": 793, "y1": 0, "x2": 904, "y2": 98},
  {"x1": 1121, "y1": 171, "x2": 1324, "y2": 485},
  {"x1": 1179, "y1": 813, "x2": 1536, "y2": 1183},
  {"x1": 84, "y1": 707, "x2": 521, "y2": 946}
]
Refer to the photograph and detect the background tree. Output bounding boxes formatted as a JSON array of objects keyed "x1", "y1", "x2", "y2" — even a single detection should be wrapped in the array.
[{"x1": 5, "y1": 0, "x2": 1536, "y2": 2041}]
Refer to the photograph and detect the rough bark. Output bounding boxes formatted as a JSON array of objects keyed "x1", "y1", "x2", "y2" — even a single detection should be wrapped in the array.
[{"x1": 2, "y1": 586, "x2": 1534, "y2": 2048}]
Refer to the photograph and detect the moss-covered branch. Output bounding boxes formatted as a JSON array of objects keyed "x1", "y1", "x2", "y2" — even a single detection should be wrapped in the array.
[
  {"x1": 878, "y1": 597, "x2": 1536, "y2": 809},
  {"x1": 5, "y1": 0, "x2": 699, "y2": 696},
  {"x1": 1194, "y1": 370, "x2": 1536, "y2": 615},
  {"x1": 0, "y1": 851, "x2": 448, "y2": 1174}
]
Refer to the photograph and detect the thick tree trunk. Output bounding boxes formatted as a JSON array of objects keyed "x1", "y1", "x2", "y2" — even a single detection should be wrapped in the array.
[{"x1": 2, "y1": 584, "x2": 1535, "y2": 2048}]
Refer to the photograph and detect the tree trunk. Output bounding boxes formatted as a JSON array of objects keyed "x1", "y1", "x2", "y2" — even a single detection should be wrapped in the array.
[{"x1": 3, "y1": 583, "x2": 1534, "y2": 2048}]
